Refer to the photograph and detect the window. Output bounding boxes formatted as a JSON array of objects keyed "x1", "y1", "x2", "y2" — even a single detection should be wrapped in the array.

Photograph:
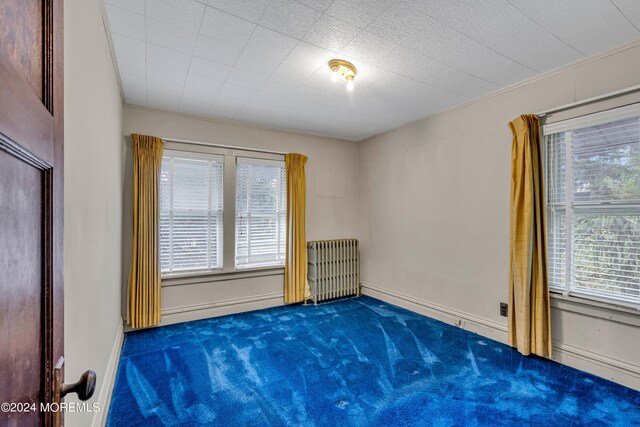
[
  {"x1": 160, "y1": 150, "x2": 224, "y2": 274},
  {"x1": 158, "y1": 144, "x2": 287, "y2": 278},
  {"x1": 235, "y1": 158, "x2": 286, "y2": 269},
  {"x1": 544, "y1": 104, "x2": 640, "y2": 306}
]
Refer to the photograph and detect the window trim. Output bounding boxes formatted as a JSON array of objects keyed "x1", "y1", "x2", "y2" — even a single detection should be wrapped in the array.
[
  {"x1": 549, "y1": 292, "x2": 640, "y2": 326},
  {"x1": 550, "y1": 285, "x2": 640, "y2": 312},
  {"x1": 162, "y1": 265, "x2": 284, "y2": 282},
  {"x1": 542, "y1": 103, "x2": 640, "y2": 311},
  {"x1": 543, "y1": 103, "x2": 640, "y2": 135},
  {"x1": 159, "y1": 141, "x2": 286, "y2": 280}
]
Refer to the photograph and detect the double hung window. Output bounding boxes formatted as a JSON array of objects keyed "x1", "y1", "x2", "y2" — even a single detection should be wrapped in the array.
[
  {"x1": 159, "y1": 147, "x2": 286, "y2": 276},
  {"x1": 160, "y1": 151, "x2": 224, "y2": 274},
  {"x1": 544, "y1": 104, "x2": 640, "y2": 306},
  {"x1": 235, "y1": 158, "x2": 287, "y2": 269}
]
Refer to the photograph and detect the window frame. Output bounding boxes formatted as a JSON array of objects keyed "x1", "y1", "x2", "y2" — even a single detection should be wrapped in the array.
[
  {"x1": 542, "y1": 103, "x2": 640, "y2": 310},
  {"x1": 160, "y1": 149, "x2": 225, "y2": 276},
  {"x1": 159, "y1": 141, "x2": 286, "y2": 280},
  {"x1": 234, "y1": 157, "x2": 287, "y2": 270}
]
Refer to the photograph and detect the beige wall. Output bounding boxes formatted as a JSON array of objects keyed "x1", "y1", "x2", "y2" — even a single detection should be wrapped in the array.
[
  {"x1": 121, "y1": 106, "x2": 358, "y2": 324},
  {"x1": 61, "y1": 1, "x2": 640, "y2": 422},
  {"x1": 358, "y1": 41, "x2": 640, "y2": 389},
  {"x1": 64, "y1": 0, "x2": 124, "y2": 425}
]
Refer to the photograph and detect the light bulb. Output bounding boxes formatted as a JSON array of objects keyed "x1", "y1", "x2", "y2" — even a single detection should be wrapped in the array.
[
  {"x1": 346, "y1": 78, "x2": 354, "y2": 91},
  {"x1": 331, "y1": 68, "x2": 339, "y2": 82}
]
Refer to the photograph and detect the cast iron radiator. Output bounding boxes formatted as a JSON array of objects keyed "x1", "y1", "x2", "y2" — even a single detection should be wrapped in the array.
[{"x1": 307, "y1": 239, "x2": 360, "y2": 304}]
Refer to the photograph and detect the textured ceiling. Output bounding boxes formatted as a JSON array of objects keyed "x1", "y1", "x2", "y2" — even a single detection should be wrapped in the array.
[{"x1": 103, "y1": 0, "x2": 640, "y2": 141}]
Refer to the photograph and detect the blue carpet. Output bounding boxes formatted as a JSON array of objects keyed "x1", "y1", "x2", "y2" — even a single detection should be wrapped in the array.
[{"x1": 107, "y1": 296, "x2": 640, "y2": 426}]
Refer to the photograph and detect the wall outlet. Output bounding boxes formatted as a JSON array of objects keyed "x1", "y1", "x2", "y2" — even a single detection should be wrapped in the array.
[{"x1": 500, "y1": 302, "x2": 508, "y2": 317}]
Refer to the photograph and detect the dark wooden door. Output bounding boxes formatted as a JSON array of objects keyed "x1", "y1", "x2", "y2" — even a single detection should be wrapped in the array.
[{"x1": 0, "y1": 1, "x2": 64, "y2": 426}]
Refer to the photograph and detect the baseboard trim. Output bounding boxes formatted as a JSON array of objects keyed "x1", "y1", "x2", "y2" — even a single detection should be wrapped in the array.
[
  {"x1": 551, "y1": 340, "x2": 640, "y2": 390},
  {"x1": 361, "y1": 282, "x2": 640, "y2": 391},
  {"x1": 93, "y1": 321, "x2": 124, "y2": 427},
  {"x1": 159, "y1": 293, "x2": 284, "y2": 327},
  {"x1": 361, "y1": 283, "x2": 507, "y2": 342}
]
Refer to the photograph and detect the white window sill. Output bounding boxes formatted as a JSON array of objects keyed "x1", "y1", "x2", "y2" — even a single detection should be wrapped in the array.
[
  {"x1": 162, "y1": 266, "x2": 285, "y2": 287},
  {"x1": 550, "y1": 292, "x2": 640, "y2": 327}
]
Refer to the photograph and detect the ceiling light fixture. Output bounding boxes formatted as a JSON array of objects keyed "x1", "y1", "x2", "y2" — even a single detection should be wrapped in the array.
[{"x1": 328, "y1": 59, "x2": 357, "y2": 91}]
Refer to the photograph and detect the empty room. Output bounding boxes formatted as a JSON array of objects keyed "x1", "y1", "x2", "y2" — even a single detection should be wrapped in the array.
[{"x1": 2, "y1": 0, "x2": 640, "y2": 426}]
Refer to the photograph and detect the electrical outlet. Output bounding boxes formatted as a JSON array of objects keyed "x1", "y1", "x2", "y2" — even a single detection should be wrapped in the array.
[{"x1": 500, "y1": 302, "x2": 508, "y2": 317}]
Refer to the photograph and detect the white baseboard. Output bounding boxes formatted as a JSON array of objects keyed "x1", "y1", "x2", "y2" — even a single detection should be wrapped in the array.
[
  {"x1": 159, "y1": 293, "x2": 284, "y2": 327},
  {"x1": 551, "y1": 340, "x2": 640, "y2": 390},
  {"x1": 361, "y1": 282, "x2": 640, "y2": 391},
  {"x1": 361, "y1": 283, "x2": 508, "y2": 342},
  {"x1": 93, "y1": 321, "x2": 124, "y2": 427}
]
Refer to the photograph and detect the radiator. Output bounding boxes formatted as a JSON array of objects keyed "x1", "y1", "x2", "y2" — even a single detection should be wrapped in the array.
[{"x1": 307, "y1": 239, "x2": 360, "y2": 304}]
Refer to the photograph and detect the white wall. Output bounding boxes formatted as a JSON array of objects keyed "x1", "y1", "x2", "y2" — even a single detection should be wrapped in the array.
[
  {"x1": 358, "y1": 41, "x2": 640, "y2": 389},
  {"x1": 64, "y1": 0, "x2": 124, "y2": 425},
  {"x1": 121, "y1": 106, "x2": 358, "y2": 324}
]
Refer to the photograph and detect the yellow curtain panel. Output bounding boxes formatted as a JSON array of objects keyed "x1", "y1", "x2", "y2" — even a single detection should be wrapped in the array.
[
  {"x1": 285, "y1": 153, "x2": 311, "y2": 304},
  {"x1": 508, "y1": 115, "x2": 552, "y2": 357},
  {"x1": 128, "y1": 134, "x2": 164, "y2": 329}
]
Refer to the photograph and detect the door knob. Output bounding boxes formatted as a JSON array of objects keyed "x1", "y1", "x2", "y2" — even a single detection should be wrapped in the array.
[
  {"x1": 52, "y1": 357, "x2": 98, "y2": 426},
  {"x1": 53, "y1": 357, "x2": 97, "y2": 402},
  {"x1": 60, "y1": 370, "x2": 97, "y2": 401}
]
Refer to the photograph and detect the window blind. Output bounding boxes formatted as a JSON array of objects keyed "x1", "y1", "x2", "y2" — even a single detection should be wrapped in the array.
[
  {"x1": 159, "y1": 151, "x2": 224, "y2": 274},
  {"x1": 235, "y1": 158, "x2": 286, "y2": 269},
  {"x1": 544, "y1": 104, "x2": 640, "y2": 306}
]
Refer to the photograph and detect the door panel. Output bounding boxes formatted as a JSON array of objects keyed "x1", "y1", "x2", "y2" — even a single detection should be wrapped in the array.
[
  {"x1": 0, "y1": 0, "x2": 43, "y2": 99},
  {"x1": 0, "y1": 34, "x2": 53, "y2": 164},
  {"x1": 0, "y1": 0, "x2": 63, "y2": 426},
  {"x1": 0, "y1": 152, "x2": 44, "y2": 427}
]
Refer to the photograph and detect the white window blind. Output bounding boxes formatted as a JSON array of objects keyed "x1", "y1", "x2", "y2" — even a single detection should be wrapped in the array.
[
  {"x1": 235, "y1": 158, "x2": 286, "y2": 269},
  {"x1": 159, "y1": 150, "x2": 224, "y2": 274},
  {"x1": 544, "y1": 104, "x2": 640, "y2": 306}
]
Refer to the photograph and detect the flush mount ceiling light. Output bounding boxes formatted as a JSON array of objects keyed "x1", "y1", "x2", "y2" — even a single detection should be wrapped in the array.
[{"x1": 328, "y1": 59, "x2": 357, "y2": 91}]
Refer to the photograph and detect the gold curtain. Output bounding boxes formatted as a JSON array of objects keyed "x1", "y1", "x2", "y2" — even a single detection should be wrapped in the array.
[
  {"x1": 128, "y1": 134, "x2": 164, "y2": 328},
  {"x1": 508, "y1": 115, "x2": 551, "y2": 357},
  {"x1": 285, "y1": 153, "x2": 311, "y2": 304}
]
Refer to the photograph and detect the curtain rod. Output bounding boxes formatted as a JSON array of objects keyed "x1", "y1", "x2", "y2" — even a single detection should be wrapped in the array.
[
  {"x1": 536, "y1": 84, "x2": 640, "y2": 117},
  {"x1": 161, "y1": 137, "x2": 287, "y2": 156}
]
